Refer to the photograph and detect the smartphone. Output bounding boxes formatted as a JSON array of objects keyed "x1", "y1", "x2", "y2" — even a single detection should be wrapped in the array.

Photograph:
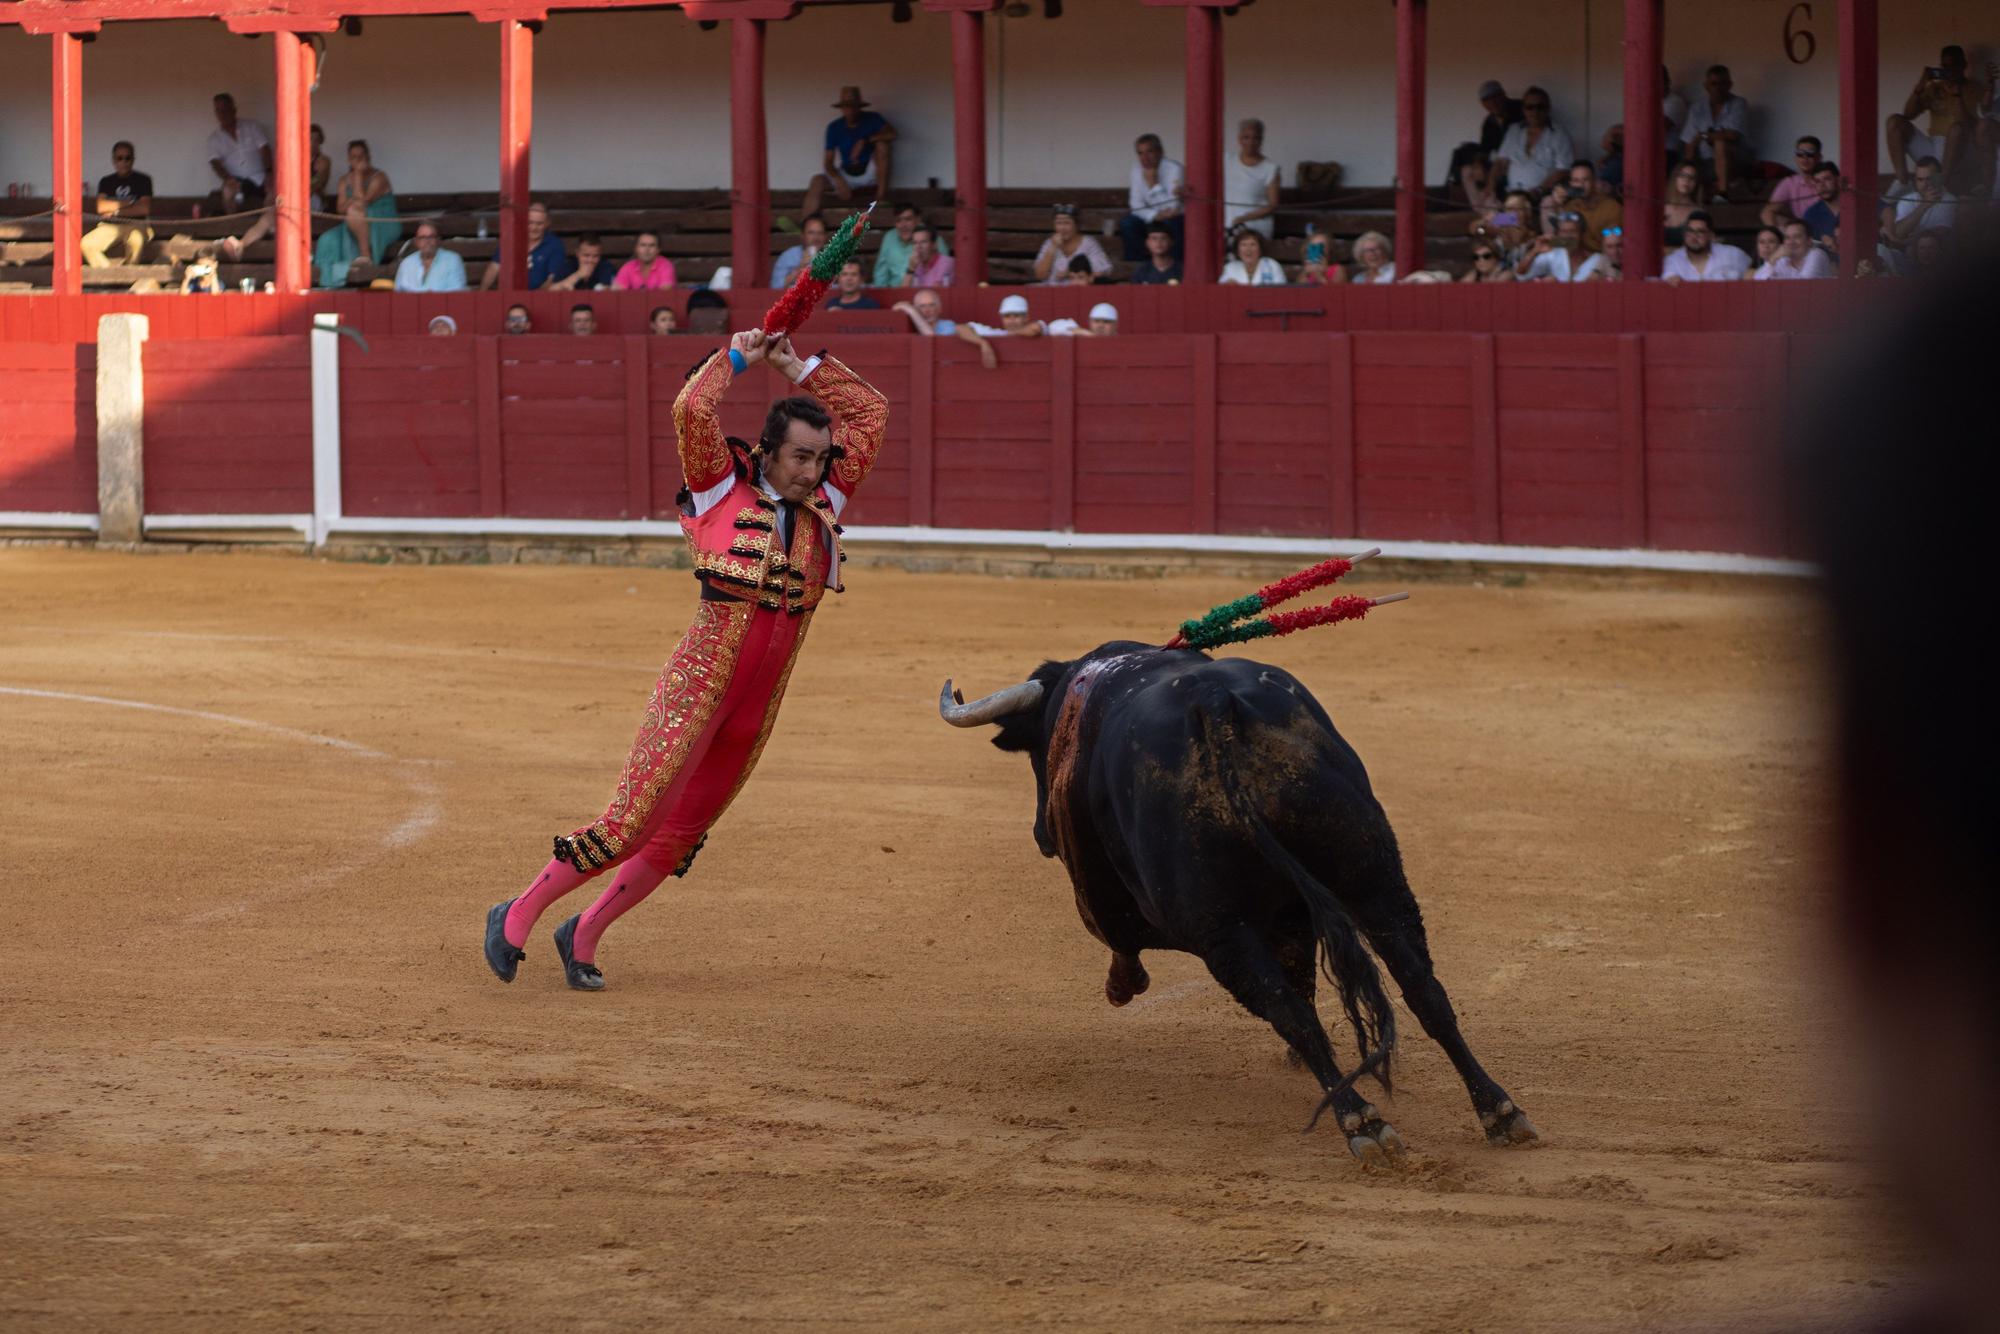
[
  {"x1": 1305, "y1": 240, "x2": 1326, "y2": 264},
  {"x1": 1490, "y1": 211, "x2": 1519, "y2": 228},
  {"x1": 1926, "y1": 66, "x2": 1945, "y2": 80}
]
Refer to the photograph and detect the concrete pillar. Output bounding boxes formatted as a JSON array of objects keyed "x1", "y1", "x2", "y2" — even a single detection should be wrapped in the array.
[{"x1": 95, "y1": 313, "x2": 149, "y2": 544}]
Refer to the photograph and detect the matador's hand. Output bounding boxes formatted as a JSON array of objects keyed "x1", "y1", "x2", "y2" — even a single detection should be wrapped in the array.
[
  {"x1": 764, "y1": 335, "x2": 804, "y2": 381},
  {"x1": 730, "y1": 329, "x2": 768, "y2": 366}
]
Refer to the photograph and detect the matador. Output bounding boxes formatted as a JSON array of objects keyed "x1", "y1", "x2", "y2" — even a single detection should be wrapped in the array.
[{"x1": 484, "y1": 328, "x2": 888, "y2": 990}]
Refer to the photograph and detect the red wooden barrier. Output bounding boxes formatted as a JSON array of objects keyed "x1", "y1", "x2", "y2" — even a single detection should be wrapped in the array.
[
  {"x1": 140, "y1": 338, "x2": 311, "y2": 515},
  {"x1": 0, "y1": 342, "x2": 95, "y2": 513}
]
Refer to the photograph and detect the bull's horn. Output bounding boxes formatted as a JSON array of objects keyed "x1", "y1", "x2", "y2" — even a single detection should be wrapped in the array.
[{"x1": 938, "y1": 678, "x2": 1046, "y2": 727}]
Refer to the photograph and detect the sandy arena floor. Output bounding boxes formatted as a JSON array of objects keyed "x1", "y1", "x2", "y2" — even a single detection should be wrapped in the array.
[{"x1": 0, "y1": 547, "x2": 1912, "y2": 1330}]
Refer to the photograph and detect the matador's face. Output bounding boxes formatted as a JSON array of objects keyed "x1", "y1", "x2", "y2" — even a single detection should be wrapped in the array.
[{"x1": 763, "y1": 420, "x2": 834, "y2": 505}]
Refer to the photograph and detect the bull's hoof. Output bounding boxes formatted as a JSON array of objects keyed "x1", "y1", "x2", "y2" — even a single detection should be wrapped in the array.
[
  {"x1": 1341, "y1": 1104, "x2": 1405, "y2": 1165},
  {"x1": 1481, "y1": 1098, "x2": 1540, "y2": 1146},
  {"x1": 1104, "y1": 954, "x2": 1150, "y2": 1007}
]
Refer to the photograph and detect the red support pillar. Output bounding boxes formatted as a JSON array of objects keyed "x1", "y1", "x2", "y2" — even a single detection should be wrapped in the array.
[
  {"x1": 498, "y1": 18, "x2": 535, "y2": 293},
  {"x1": 1183, "y1": 4, "x2": 1223, "y2": 285},
  {"x1": 273, "y1": 31, "x2": 311, "y2": 294},
  {"x1": 949, "y1": 10, "x2": 988, "y2": 287},
  {"x1": 730, "y1": 17, "x2": 770, "y2": 288},
  {"x1": 1393, "y1": 0, "x2": 1427, "y2": 274},
  {"x1": 1837, "y1": 0, "x2": 1878, "y2": 278},
  {"x1": 1620, "y1": 0, "x2": 1663, "y2": 279},
  {"x1": 50, "y1": 32, "x2": 84, "y2": 296}
]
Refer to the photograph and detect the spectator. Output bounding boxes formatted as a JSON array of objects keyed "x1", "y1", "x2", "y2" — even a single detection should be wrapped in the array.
[
  {"x1": 1907, "y1": 228, "x2": 1948, "y2": 276},
  {"x1": 1129, "y1": 222, "x2": 1183, "y2": 284},
  {"x1": 1582, "y1": 228, "x2": 1624, "y2": 281},
  {"x1": 1218, "y1": 228, "x2": 1286, "y2": 285},
  {"x1": 1448, "y1": 80, "x2": 1524, "y2": 202},
  {"x1": 1049, "y1": 301, "x2": 1121, "y2": 337},
  {"x1": 892, "y1": 287, "x2": 956, "y2": 337},
  {"x1": 955, "y1": 293, "x2": 1044, "y2": 370},
  {"x1": 1597, "y1": 123, "x2": 1625, "y2": 194},
  {"x1": 1680, "y1": 64, "x2": 1752, "y2": 202},
  {"x1": 550, "y1": 234, "x2": 617, "y2": 291},
  {"x1": 1516, "y1": 213, "x2": 1592, "y2": 281},
  {"x1": 427, "y1": 315, "x2": 458, "y2": 337},
  {"x1": 826, "y1": 260, "x2": 881, "y2": 310},
  {"x1": 80, "y1": 141, "x2": 153, "y2": 269},
  {"x1": 504, "y1": 304, "x2": 533, "y2": 334},
  {"x1": 772, "y1": 214, "x2": 827, "y2": 290},
  {"x1": 394, "y1": 221, "x2": 468, "y2": 292},
  {"x1": 1771, "y1": 220, "x2": 1836, "y2": 279},
  {"x1": 1120, "y1": 133, "x2": 1185, "y2": 261},
  {"x1": 1878, "y1": 156, "x2": 1958, "y2": 274},
  {"x1": 1493, "y1": 87, "x2": 1574, "y2": 196},
  {"x1": 649, "y1": 305, "x2": 678, "y2": 335},
  {"x1": 1662, "y1": 161, "x2": 1703, "y2": 247},
  {"x1": 206, "y1": 92, "x2": 271, "y2": 215},
  {"x1": 1885, "y1": 45, "x2": 1982, "y2": 190},
  {"x1": 903, "y1": 225, "x2": 955, "y2": 288},
  {"x1": 802, "y1": 86, "x2": 895, "y2": 219},
  {"x1": 1459, "y1": 239, "x2": 1515, "y2": 283},
  {"x1": 871, "y1": 203, "x2": 947, "y2": 286},
  {"x1": 1661, "y1": 65, "x2": 1689, "y2": 158},
  {"x1": 478, "y1": 201, "x2": 571, "y2": 292},
  {"x1": 313, "y1": 140, "x2": 399, "y2": 288},
  {"x1": 613, "y1": 231, "x2": 677, "y2": 290},
  {"x1": 1033, "y1": 204, "x2": 1112, "y2": 285},
  {"x1": 1459, "y1": 155, "x2": 1503, "y2": 220},
  {"x1": 1748, "y1": 224, "x2": 1785, "y2": 279},
  {"x1": 569, "y1": 304, "x2": 598, "y2": 336},
  {"x1": 1662, "y1": 210, "x2": 1750, "y2": 283},
  {"x1": 1802, "y1": 162, "x2": 1842, "y2": 241},
  {"x1": 1223, "y1": 118, "x2": 1282, "y2": 239},
  {"x1": 1294, "y1": 224, "x2": 1337, "y2": 284},
  {"x1": 309, "y1": 124, "x2": 332, "y2": 213},
  {"x1": 1348, "y1": 230, "x2": 1397, "y2": 285},
  {"x1": 1564, "y1": 161, "x2": 1622, "y2": 250},
  {"x1": 1762, "y1": 136, "x2": 1827, "y2": 228}
]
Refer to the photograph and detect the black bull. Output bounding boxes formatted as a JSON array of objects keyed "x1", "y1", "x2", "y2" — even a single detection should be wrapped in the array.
[{"x1": 941, "y1": 641, "x2": 1538, "y2": 1161}]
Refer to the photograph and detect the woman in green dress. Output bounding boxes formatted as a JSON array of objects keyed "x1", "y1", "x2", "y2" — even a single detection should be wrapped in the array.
[{"x1": 315, "y1": 139, "x2": 400, "y2": 287}]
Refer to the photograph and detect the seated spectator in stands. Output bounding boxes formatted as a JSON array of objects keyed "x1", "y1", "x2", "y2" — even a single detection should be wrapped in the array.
[
  {"x1": 1035, "y1": 205, "x2": 1112, "y2": 285},
  {"x1": 1459, "y1": 156, "x2": 1502, "y2": 221},
  {"x1": 650, "y1": 305, "x2": 678, "y2": 335},
  {"x1": 1565, "y1": 161, "x2": 1622, "y2": 251},
  {"x1": 1662, "y1": 161, "x2": 1702, "y2": 247},
  {"x1": 1661, "y1": 65, "x2": 1689, "y2": 164},
  {"x1": 394, "y1": 222, "x2": 468, "y2": 292},
  {"x1": 1907, "y1": 228, "x2": 1949, "y2": 277},
  {"x1": 1771, "y1": 220, "x2": 1836, "y2": 279},
  {"x1": 1762, "y1": 136, "x2": 1826, "y2": 228},
  {"x1": 427, "y1": 315, "x2": 458, "y2": 337},
  {"x1": 1295, "y1": 225, "x2": 1337, "y2": 284},
  {"x1": 504, "y1": 304, "x2": 533, "y2": 334},
  {"x1": 893, "y1": 287, "x2": 955, "y2": 337},
  {"x1": 1049, "y1": 302, "x2": 1121, "y2": 337},
  {"x1": 569, "y1": 304, "x2": 598, "y2": 336},
  {"x1": 309, "y1": 124, "x2": 331, "y2": 213},
  {"x1": 1469, "y1": 189, "x2": 1538, "y2": 266},
  {"x1": 1582, "y1": 227, "x2": 1623, "y2": 281},
  {"x1": 955, "y1": 293, "x2": 1044, "y2": 370},
  {"x1": 81, "y1": 141, "x2": 153, "y2": 269},
  {"x1": 479, "y1": 201, "x2": 571, "y2": 292},
  {"x1": 826, "y1": 260, "x2": 881, "y2": 310},
  {"x1": 1129, "y1": 222, "x2": 1183, "y2": 284},
  {"x1": 903, "y1": 225, "x2": 955, "y2": 288},
  {"x1": 1223, "y1": 118, "x2": 1281, "y2": 240},
  {"x1": 871, "y1": 203, "x2": 947, "y2": 286},
  {"x1": 1494, "y1": 87, "x2": 1573, "y2": 196},
  {"x1": 772, "y1": 214, "x2": 827, "y2": 290},
  {"x1": 1348, "y1": 230, "x2": 1397, "y2": 285},
  {"x1": 1681, "y1": 64, "x2": 1752, "y2": 201},
  {"x1": 1597, "y1": 123, "x2": 1624, "y2": 194},
  {"x1": 1448, "y1": 80, "x2": 1523, "y2": 202},
  {"x1": 1662, "y1": 210, "x2": 1750, "y2": 283},
  {"x1": 1802, "y1": 161, "x2": 1842, "y2": 241},
  {"x1": 1517, "y1": 213, "x2": 1593, "y2": 281},
  {"x1": 206, "y1": 92, "x2": 271, "y2": 215},
  {"x1": 1748, "y1": 225, "x2": 1784, "y2": 279},
  {"x1": 802, "y1": 86, "x2": 895, "y2": 220},
  {"x1": 313, "y1": 140, "x2": 399, "y2": 288},
  {"x1": 1878, "y1": 156, "x2": 1958, "y2": 274},
  {"x1": 550, "y1": 234, "x2": 617, "y2": 291},
  {"x1": 1886, "y1": 46, "x2": 1983, "y2": 191},
  {"x1": 613, "y1": 231, "x2": 676, "y2": 290},
  {"x1": 1120, "y1": 133, "x2": 1185, "y2": 261},
  {"x1": 1218, "y1": 228, "x2": 1286, "y2": 285},
  {"x1": 1460, "y1": 239, "x2": 1514, "y2": 283}
]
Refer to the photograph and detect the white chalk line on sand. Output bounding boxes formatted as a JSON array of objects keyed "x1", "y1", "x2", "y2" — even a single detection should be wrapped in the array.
[
  {"x1": 0, "y1": 685, "x2": 443, "y2": 927},
  {"x1": 11, "y1": 623, "x2": 655, "y2": 675}
]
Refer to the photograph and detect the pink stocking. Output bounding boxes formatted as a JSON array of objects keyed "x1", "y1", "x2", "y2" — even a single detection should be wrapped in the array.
[
  {"x1": 504, "y1": 856, "x2": 592, "y2": 948},
  {"x1": 571, "y1": 852, "x2": 672, "y2": 962}
]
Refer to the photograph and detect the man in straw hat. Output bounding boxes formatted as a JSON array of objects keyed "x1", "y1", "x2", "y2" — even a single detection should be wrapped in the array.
[{"x1": 803, "y1": 86, "x2": 896, "y2": 220}]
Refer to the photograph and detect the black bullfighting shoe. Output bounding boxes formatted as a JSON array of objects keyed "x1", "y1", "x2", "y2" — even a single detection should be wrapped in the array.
[
  {"x1": 553, "y1": 915, "x2": 606, "y2": 992},
  {"x1": 484, "y1": 899, "x2": 526, "y2": 983}
]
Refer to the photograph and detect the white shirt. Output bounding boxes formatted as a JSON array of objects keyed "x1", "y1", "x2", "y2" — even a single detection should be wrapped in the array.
[
  {"x1": 1129, "y1": 158, "x2": 1184, "y2": 222},
  {"x1": 1218, "y1": 256, "x2": 1286, "y2": 286},
  {"x1": 1681, "y1": 95, "x2": 1750, "y2": 157},
  {"x1": 1663, "y1": 90, "x2": 1689, "y2": 134},
  {"x1": 1495, "y1": 122, "x2": 1575, "y2": 194},
  {"x1": 1522, "y1": 247, "x2": 1587, "y2": 282},
  {"x1": 1884, "y1": 186, "x2": 1959, "y2": 234},
  {"x1": 207, "y1": 120, "x2": 271, "y2": 185},
  {"x1": 1768, "y1": 247, "x2": 1834, "y2": 280},
  {"x1": 1350, "y1": 263, "x2": 1398, "y2": 285},
  {"x1": 1224, "y1": 155, "x2": 1280, "y2": 237},
  {"x1": 1662, "y1": 242, "x2": 1752, "y2": 282}
]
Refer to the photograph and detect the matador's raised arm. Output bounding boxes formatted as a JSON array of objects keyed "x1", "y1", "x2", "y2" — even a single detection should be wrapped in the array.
[
  {"x1": 797, "y1": 354, "x2": 889, "y2": 499},
  {"x1": 672, "y1": 348, "x2": 738, "y2": 494}
]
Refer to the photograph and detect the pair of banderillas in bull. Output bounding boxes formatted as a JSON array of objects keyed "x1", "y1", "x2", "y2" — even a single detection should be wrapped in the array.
[{"x1": 936, "y1": 548, "x2": 1538, "y2": 1164}]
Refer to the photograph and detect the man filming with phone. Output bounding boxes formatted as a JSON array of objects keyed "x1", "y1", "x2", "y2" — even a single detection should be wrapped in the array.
[{"x1": 1886, "y1": 45, "x2": 1985, "y2": 193}]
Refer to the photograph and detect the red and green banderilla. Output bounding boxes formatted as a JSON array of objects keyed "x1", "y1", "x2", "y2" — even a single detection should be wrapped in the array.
[
  {"x1": 1166, "y1": 548, "x2": 1409, "y2": 651},
  {"x1": 728, "y1": 204, "x2": 877, "y2": 373}
]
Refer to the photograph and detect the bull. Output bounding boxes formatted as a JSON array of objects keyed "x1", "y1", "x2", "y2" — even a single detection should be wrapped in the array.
[{"x1": 939, "y1": 640, "x2": 1539, "y2": 1162}]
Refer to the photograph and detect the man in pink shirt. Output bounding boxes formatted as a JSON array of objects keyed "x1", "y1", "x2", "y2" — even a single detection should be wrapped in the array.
[
  {"x1": 1761, "y1": 136, "x2": 1826, "y2": 228},
  {"x1": 903, "y1": 225, "x2": 954, "y2": 287},
  {"x1": 613, "y1": 231, "x2": 676, "y2": 290}
]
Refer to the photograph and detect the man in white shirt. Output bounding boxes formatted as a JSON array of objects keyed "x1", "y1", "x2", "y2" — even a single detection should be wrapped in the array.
[
  {"x1": 1119, "y1": 133, "x2": 1185, "y2": 262},
  {"x1": 206, "y1": 92, "x2": 272, "y2": 216},
  {"x1": 1681, "y1": 64, "x2": 1752, "y2": 201},
  {"x1": 393, "y1": 221, "x2": 470, "y2": 292},
  {"x1": 1493, "y1": 87, "x2": 1574, "y2": 196},
  {"x1": 1224, "y1": 118, "x2": 1281, "y2": 239},
  {"x1": 1662, "y1": 211, "x2": 1751, "y2": 283},
  {"x1": 1768, "y1": 220, "x2": 1835, "y2": 279},
  {"x1": 1877, "y1": 156, "x2": 1958, "y2": 275},
  {"x1": 1048, "y1": 302, "x2": 1120, "y2": 337},
  {"x1": 955, "y1": 293, "x2": 1045, "y2": 370},
  {"x1": 1516, "y1": 213, "x2": 1592, "y2": 282}
]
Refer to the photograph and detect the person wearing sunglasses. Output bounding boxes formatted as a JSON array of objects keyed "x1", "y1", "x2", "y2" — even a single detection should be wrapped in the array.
[
  {"x1": 1580, "y1": 227, "x2": 1624, "y2": 282},
  {"x1": 81, "y1": 142, "x2": 155, "y2": 268},
  {"x1": 1762, "y1": 136, "x2": 1826, "y2": 229},
  {"x1": 1458, "y1": 242, "x2": 1515, "y2": 283},
  {"x1": 1662, "y1": 210, "x2": 1752, "y2": 284},
  {"x1": 1492, "y1": 86, "x2": 1574, "y2": 196}
]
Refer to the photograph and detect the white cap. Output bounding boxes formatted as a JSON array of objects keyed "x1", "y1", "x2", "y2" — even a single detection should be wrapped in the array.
[
  {"x1": 1088, "y1": 302, "x2": 1119, "y2": 323},
  {"x1": 998, "y1": 294, "x2": 1030, "y2": 315}
]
